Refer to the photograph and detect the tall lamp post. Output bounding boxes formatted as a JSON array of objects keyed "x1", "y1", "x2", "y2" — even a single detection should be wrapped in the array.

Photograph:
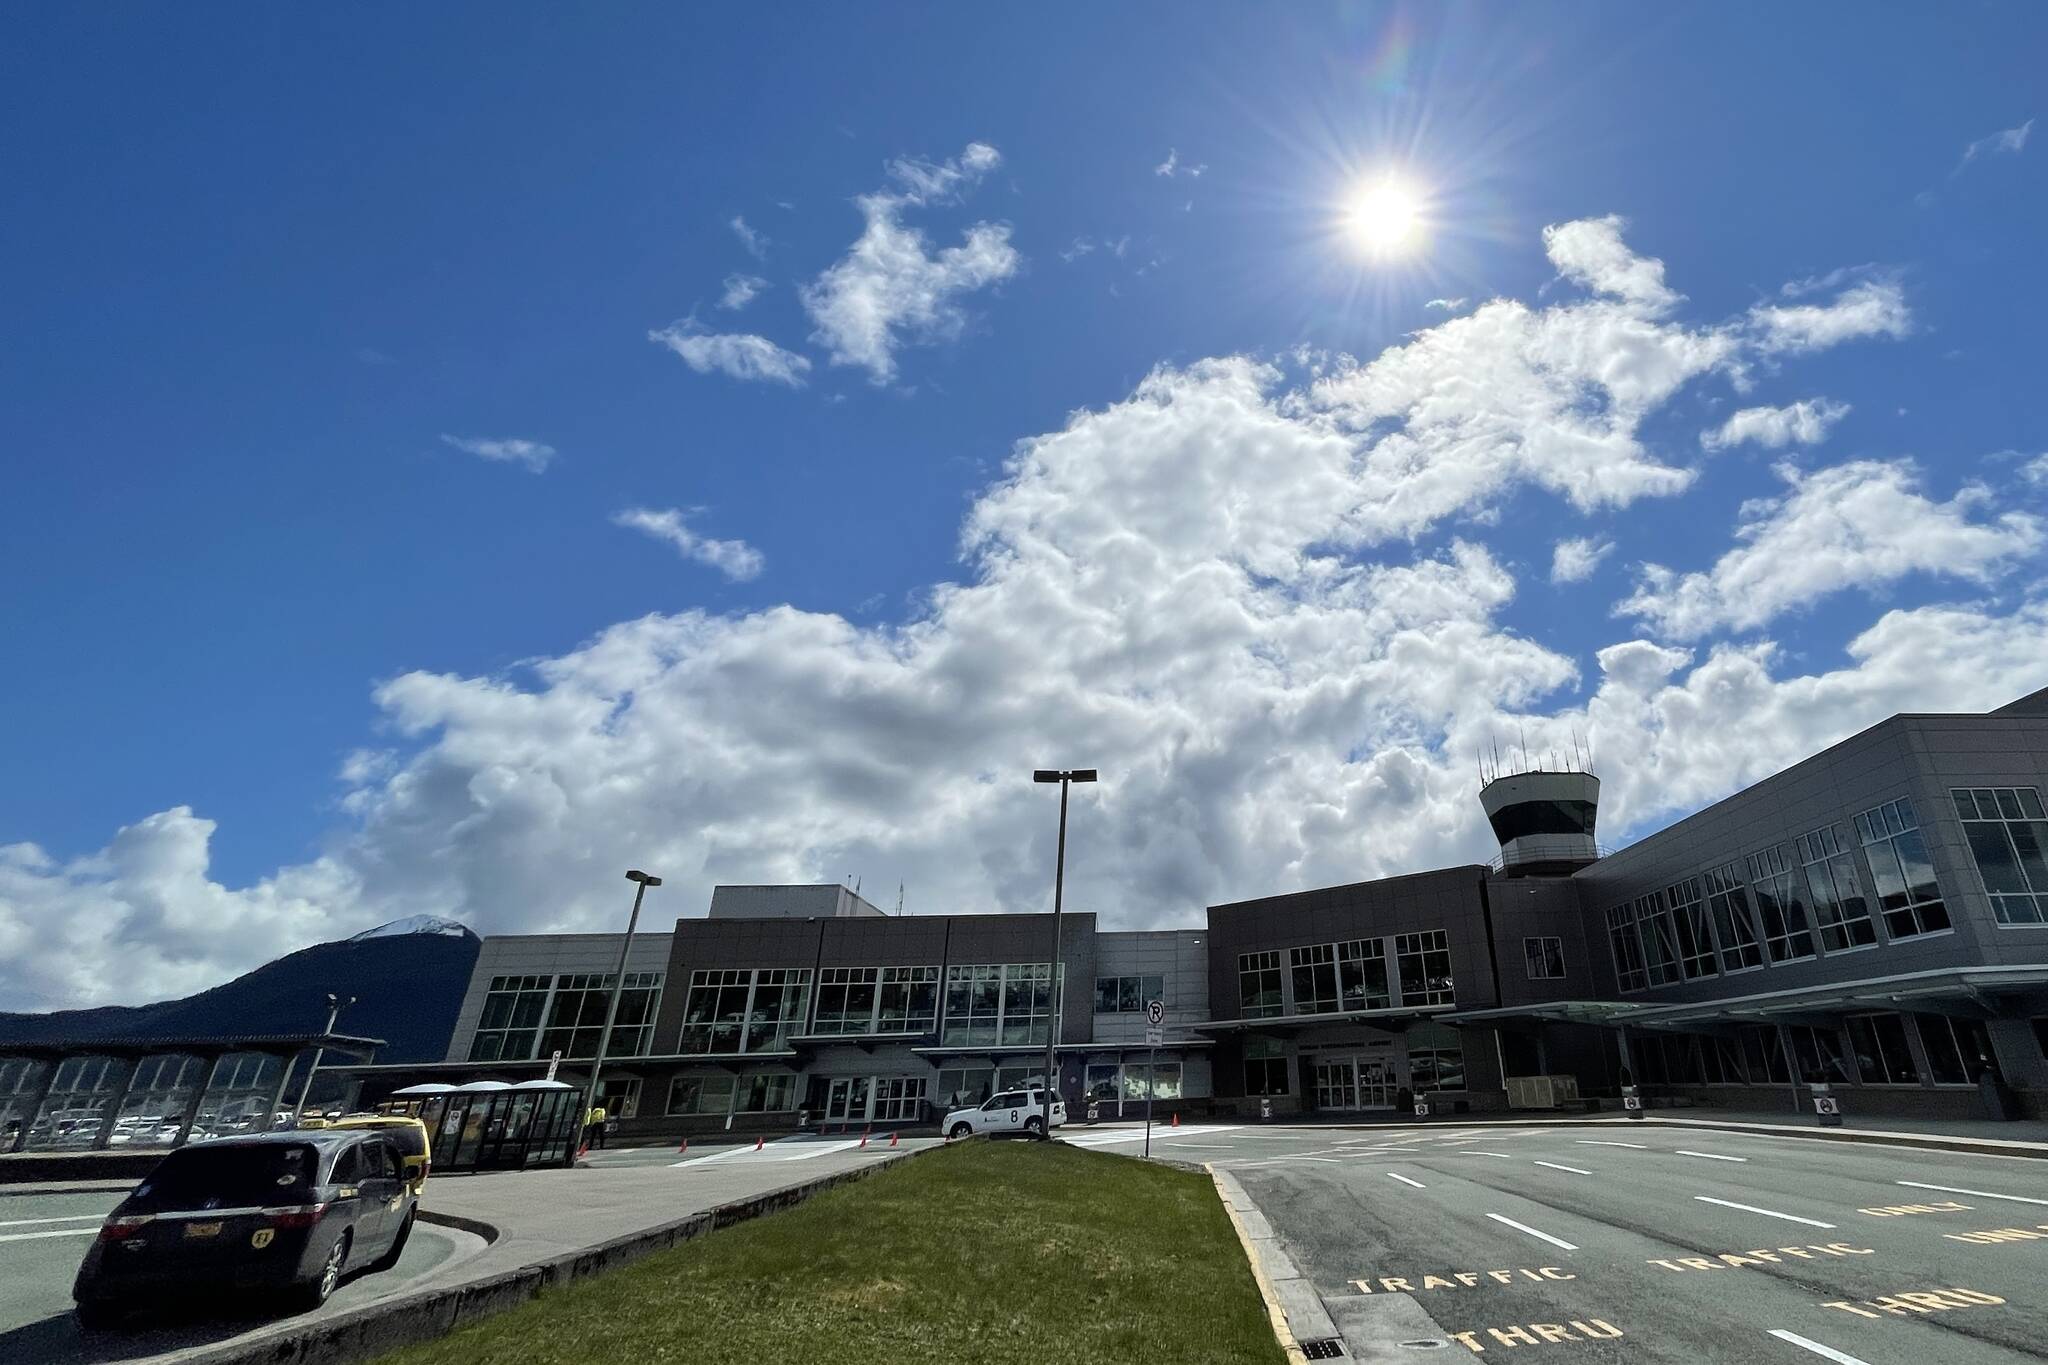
[
  {"x1": 580, "y1": 869, "x2": 663, "y2": 1147},
  {"x1": 293, "y1": 992, "x2": 356, "y2": 1123},
  {"x1": 1032, "y1": 768, "x2": 1095, "y2": 1138}
]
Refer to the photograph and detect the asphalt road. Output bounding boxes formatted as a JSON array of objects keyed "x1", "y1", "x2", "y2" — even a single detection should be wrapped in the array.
[
  {"x1": 1076, "y1": 1120, "x2": 2048, "y2": 1364},
  {"x1": 0, "y1": 1183, "x2": 481, "y2": 1363}
]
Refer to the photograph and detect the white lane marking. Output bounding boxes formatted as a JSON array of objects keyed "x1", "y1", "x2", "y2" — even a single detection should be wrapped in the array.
[
  {"x1": 670, "y1": 1137, "x2": 799, "y2": 1167},
  {"x1": 1465, "y1": 1151, "x2": 1516, "y2": 1159},
  {"x1": 1896, "y1": 1180, "x2": 2048, "y2": 1207},
  {"x1": 0, "y1": 1214, "x2": 106, "y2": 1228},
  {"x1": 1231, "y1": 1156, "x2": 1343, "y2": 1167},
  {"x1": 0, "y1": 1227, "x2": 98, "y2": 1244},
  {"x1": 1387, "y1": 1172, "x2": 1428, "y2": 1188},
  {"x1": 1694, "y1": 1196, "x2": 1835, "y2": 1229},
  {"x1": 1485, "y1": 1213, "x2": 1578, "y2": 1251},
  {"x1": 1533, "y1": 1161, "x2": 1592, "y2": 1175},
  {"x1": 782, "y1": 1138, "x2": 867, "y2": 1161},
  {"x1": 1066, "y1": 1123, "x2": 1246, "y2": 1147},
  {"x1": 1767, "y1": 1328, "x2": 1872, "y2": 1364},
  {"x1": 1577, "y1": 1140, "x2": 1648, "y2": 1149},
  {"x1": 1677, "y1": 1150, "x2": 1747, "y2": 1162}
]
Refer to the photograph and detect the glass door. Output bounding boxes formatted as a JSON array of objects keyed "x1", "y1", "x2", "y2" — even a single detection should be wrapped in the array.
[
  {"x1": 1313, "y1": 1060, "x2": 1358, "y2": 1111},
  {"x1": 1357, "y1": 1059, "x2": 1394, "y2": 1109},
  {"x1": 824, "y1": 1077, "x2": 870, "y2": 1124}
]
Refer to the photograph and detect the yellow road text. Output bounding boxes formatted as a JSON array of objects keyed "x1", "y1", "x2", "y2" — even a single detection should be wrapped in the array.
[
  {"x1": 1646, "y1": 1244, "x2": 1871, "y2": 1272},
  {"x1": 1448, "y1": 1321, "x2": 1624, "y2": 1353},
  {"x1": 1823, "y1": 1288, "x2": 2004, "y2": 1319},
  {"x1": 1353, "y1": 1268, "x2": 1574, "y2": 1294}
]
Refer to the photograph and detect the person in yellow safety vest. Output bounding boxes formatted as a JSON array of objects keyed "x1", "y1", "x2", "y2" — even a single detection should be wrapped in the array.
[{"x1": 583, "y1": 1105, "x2": 608, "y2": 1150}]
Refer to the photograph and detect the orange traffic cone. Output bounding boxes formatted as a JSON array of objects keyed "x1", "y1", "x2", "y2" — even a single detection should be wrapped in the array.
[
  {"x1": 677, "y1": 1138, "x2": 689, "y2": 1156},
  {"x1": 1171, "y1": 1113, "x2": 1180, "y2": 1128},
  {"x1": 889, "y1": 1131, "x2": 899, "y2": 1148},
  {"x1": 859, "y1": 1128, "x2": 869, "y2": 1147},
  {"x1": 577, "y1": 1144, "x2": 588, "y2": 1160},
  {"x1": 754, "y1": 1134, "x2": 765, "y2": 1151}
]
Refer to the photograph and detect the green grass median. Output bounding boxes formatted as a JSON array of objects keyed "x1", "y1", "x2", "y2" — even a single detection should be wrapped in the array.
[{"x1": 379, "y1": 1139, "x2": 1285, "y2": 1365}]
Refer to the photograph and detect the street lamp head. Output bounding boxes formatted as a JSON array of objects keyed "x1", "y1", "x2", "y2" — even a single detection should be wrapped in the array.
[
  {"x1": 1033, "y1": 768, "x2": 1098, "y2": 784},
  {"x1": 1032, "y1": 770, "x2": 1060, "y2": 784},
  {"x1": 1070, "y1": 769, "x2": 1098, "y2": 784},
  {"x1": 625, "y1": 870, "x2": 663, "y2": 886}
]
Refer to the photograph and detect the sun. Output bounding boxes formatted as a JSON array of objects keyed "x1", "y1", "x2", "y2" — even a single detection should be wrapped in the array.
[{"x1": 1344, "y1": 175, "x2": 1426, "y2": 258}]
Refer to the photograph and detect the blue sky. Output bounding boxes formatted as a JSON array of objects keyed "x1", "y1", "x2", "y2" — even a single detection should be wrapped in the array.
[{"x1": 3, "y1": 4, "x2": 2044, "y2": 1008}]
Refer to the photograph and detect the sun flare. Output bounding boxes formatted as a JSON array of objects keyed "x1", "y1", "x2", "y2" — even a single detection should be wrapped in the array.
[{"x1": 1344, "y1": 175, "x2": 1425, "y2": 258}]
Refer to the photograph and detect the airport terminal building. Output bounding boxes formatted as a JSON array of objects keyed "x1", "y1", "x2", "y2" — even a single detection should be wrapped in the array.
[{"x1": 319, "y1": 687, "x2": 2048, "y2": 1137}]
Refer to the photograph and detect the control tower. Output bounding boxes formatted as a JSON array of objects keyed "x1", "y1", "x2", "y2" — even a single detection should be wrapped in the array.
[{"x1": 1479, "y1": 769, "x2": 1601, "y2": 877}]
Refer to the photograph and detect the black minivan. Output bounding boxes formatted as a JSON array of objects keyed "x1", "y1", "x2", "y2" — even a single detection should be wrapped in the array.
[{"x1": 73, "y1": 1129, "x2": 419, "y2": 1329}]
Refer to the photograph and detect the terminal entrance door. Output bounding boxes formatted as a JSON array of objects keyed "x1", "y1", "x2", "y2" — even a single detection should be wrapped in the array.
[
  {"x1": 1312, "y1": 1056, "x2": 1396, "y2": 1111},
  {"x1": 824, "y1": 1077, "x2": 870, "y2": 1125}
]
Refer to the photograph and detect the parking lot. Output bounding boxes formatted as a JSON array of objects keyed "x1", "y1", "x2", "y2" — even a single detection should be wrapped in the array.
[
  {"x1": 0, "y1": 1182, "x2": 483, "y2": 1363},
  {"x1": 1073, "y1": 1119, "x2": 2048, "y2": 1363}
]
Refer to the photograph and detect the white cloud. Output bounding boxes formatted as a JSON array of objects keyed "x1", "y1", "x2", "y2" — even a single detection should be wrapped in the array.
[
  {"x1": 718, "y1": 274, "x2": 768, "y2": 311},
  {"x1": 612, "y1": 507, "x2": 765, "y2": 582},
  {"x1": 1551, "y1": 537, "x2": 1616, "y2": 584},
  {"x1": 1424, "y1": 297, "x2": 1469, "y2": 312},
  {"x1": 439, "y1": 434, "x2": 556, "y2": 473},
  {"x1": 1543, "y1": 216, "x2": 1680, "y2": 312},
  {"x1": 648, "y1": 324, "x2": 811, "y2": 387},
  {"x1": 1961, "y1": 118, "x2": 2034, "y2": 166},
  {"x1": 1618, "y1": 459, "x2": 2043, "y2": 638},
  {"x1": 2022, "y1": 453, "x2": 2048, "y2": 488},
  {"x1": 1749, "y1": 279, "x2": 1910, "y2": 354},
  {"x1": 730, "y1": 215, "x2": 769, "y2": 261},
  {"x1": 1060, "y1": 237, "x2": 1096, "y2": 263},
  {"x1": 1701, "y1": 398, "x2": 1850, "y2": 451},
  {"x1": 1154, "y1": 149, "x2": 1177, "y2": 177},
  {"x1": 800, "y1": 142, "x2": 1020, "y2": 384},
  {"x1": 9, "y1": 215, "x2": 2011, "y2": 1012}
]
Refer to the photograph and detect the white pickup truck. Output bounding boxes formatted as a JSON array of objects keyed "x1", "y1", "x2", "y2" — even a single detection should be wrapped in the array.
[{"x1": 943, "y1": 1088, "x2": 1067, "y2": 1140}]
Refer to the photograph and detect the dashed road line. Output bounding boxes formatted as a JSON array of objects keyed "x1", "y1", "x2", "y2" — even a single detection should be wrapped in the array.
[
  {"x1": 1388, "y1": 1172, "x2": 1428, "y2": 1189},
  {"x1": 1694, "y1": 1196, "x2": 1835, "y2": 1229},
  {"x1": 1486, "y1": 1213, "x2": 1579, "y2": 1251},
  {"x1": 1465, "y1": 1151, "x2": 1516, "y2": 1159},
  {"x1": 1896, "y1": 1180, "x2": 2048, "y2": 1207},
  {"x1": 0, "y1": 1214, "x2": 105, "y2": 1228},
  {"x1": 1677, "y1": 1150, "x2": 1748, "y2": 1162},
  {"x1": 1577, "y1": 1139, "x2": 1648, "y2": 1149},
  {"x1": 1767, "y1": 1328, "x2": 1871, "y2": 1364},
  {"x1": 1533, "y1": 1161, "x2": 1592, "y2": 1175},
  {"x1": 0, "y1": 1227, "x2": 98, "y2": 1244}
]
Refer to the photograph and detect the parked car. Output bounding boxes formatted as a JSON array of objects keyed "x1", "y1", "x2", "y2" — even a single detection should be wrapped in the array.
[
  {"x1": 942, "y1": 1088, "x2": 1067, "y2": 1139},
  {"x1": 72, "y1": 1129, "x2": 418, "y2": 1329}
]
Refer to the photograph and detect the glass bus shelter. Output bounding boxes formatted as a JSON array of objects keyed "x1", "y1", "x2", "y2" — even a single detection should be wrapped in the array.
[{"x1": 380, "y1": 1079, "x2": 579, "y2": 1171}]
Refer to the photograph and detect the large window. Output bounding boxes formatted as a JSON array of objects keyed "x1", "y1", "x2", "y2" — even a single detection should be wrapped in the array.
[
  {"x1": 1664, "y1": 878, "x2": 1719, "y2": 980},
  {"x1": 1289, "y1": 944, "x2": 1340, "y2": 1014},
  {"x1": 1339, "y1": 939, "x2": 1391, "y2": 1009},
  {"x1": 1408, "y1": 1024, "x2": 1466, "y2": 1092},
  {"x1": 1395, "y1": 930, "x2": 1454, "y2": 1006},
  {"x1": 667, "y1": 1075, "x2": 734, "y2": 1116},
  {"x1": 1796, "y1": 826, "x2": 1879, "y2": 951},
  {"x1": 1846, "y1": 1013, "x2": 1921, "y2": 1085},
  {"x1": 1916, "y1": 1015, "x2": 1994, "y2": 1086},
  {"x1": 877, "y1": 966, "x2": 940, "y2": 1032},
  {"x1": 1785, "y1": 1024, "x2": 1851, "y2": 1084},
  {"x1": 1524, "y1": 936, "x2": 1566, "y2": 980},
  {"x1": 812, "y1": 965, "x2": 941, "y2": 1035},
  {"x1": 1607, "y1": 903, "x2": 1648, "y2": 992},
  {"x1": 1630, "y1": 891, "x2": 1682, "y2": 986},
  {"x1": 941, "y1": 964, "x2": 1061, "y2": 1046},
  {"x1": 1953, "y1": 787, "x2": 2048, "y2": 926},
  {"x1": 1737, "y1": 1025, "x2": 1791, "y2": 1084},
  {"x1": 539, "y1": 973, "x2": 663, "y2": 1059},
  {"x1": 871, "y1": 1077, "x2": 926, "y2": 1121},
  {"x1": 1239, "y1": 951, "x2": 1283, "y2": 1018},
  {"x1": 1243, "y1": 1038, "x2": 1288, "y2": 1096},
  {"x1": 679, "y1": 968, "x2": 811, "y2": 1055},
  {"x1": 1855, "y1": 799, "x2": 1951, "y2": 939},
  {"x1": 1094, "y1": 975, "x2": 1165, "y2": 1013},
  {"x1": 1746, "y1": 847, "x2": 1817, "y2": 963},
  {"x1": 1704, "y1": 862, "x2": 1765, "y2": 972},
  {"x1": 814, "y1": 968, "x2": 879, "y2": 1034},
  {"x1": 469, "y1": 975, "x2": 551, "y2": 1062},
  {"x1": 935, "y1": 1066, "x2": 992, "y2": 1110}
]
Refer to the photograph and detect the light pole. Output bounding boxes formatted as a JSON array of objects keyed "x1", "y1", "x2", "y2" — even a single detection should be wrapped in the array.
[
  {"x1": 293, "y1": 992, "x2": 355, "y2": 1123},
  {"x1": 1033, "y1": 768, "x2": 1095, "y2": 1138},
  {"x1": 580, "y1": 869, "x2": 663, "y2": 1149}
]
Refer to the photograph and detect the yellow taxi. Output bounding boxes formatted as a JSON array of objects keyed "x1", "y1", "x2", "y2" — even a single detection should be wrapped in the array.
[{"x1": 327, "y1": 1114, "x2": 432, "y2": 1195}]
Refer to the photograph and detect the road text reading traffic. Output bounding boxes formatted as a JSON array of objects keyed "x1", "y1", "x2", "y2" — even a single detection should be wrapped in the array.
[
  {"x1": 1646, "y1": 1244, "x2": 1872, "y2": 1271},
  {"x1": 1353, "y1": 1268, "x2": 1574, "y2": 1293}
]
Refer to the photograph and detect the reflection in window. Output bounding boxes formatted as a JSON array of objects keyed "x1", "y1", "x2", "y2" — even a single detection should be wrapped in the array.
[
  {"x1": 469, "y1": 975, "x2": 551, "y2": 1062},
  {"x1": 1523, "y1": 936, "x2": 1566, "y2": 980},
  {"x1": 1855, "y1": 799, "x2": 1951, "y2": 939},
  {"x1": 1242, "y1": 1038, "x2": 1289, "y2": 1096},
  {"x1": 679, "y1": 968, "x2": 811, "y2": 1055},
  {"x1": 1916, "y1": 1015, "x2": 1994, "y2": 1085},
  {"x1": 1746, "y1": 847, "x2": 1817, "y2": 963},
  {"x1": 1952, "y1": 787, "x2": 2048, "y2": 926},
  {"x1": 1289, "y1": 944, "x2": 1339, "y2": 1014},
  {"x1": 941, "y1": 964, "x2": 1061, "y2": 1046},
  {"x1": 1846, "y1": 1012, "x2": 1921, "y2": 1085},
  {"x1": 1395, "y1": 930, "x2": 1454, "y2": 1006},
  {"x1": 1093, "y1": 975, "x2": 1164, "y2": 1013},
  {"x1": 1407, "y1": 1023, "x2": 1465, "y2": 1091},
  {"x1": 1664, "y1": 878, "x2": 1719, "y2": 979},
  {"x1": 1607, "y1": 902, "x2": 1647, "y2": 992},
  {"x1": 1796, "y1": 826, "x2": 1879, "y2": 951},
  {"x1": 1338, "y1": 940, "x2": 1391, "y2": 1009},
  {"x1": 1704, "y1": 862, "x2": 1765, "y2": 972},
  {"x1": 1239, "y1": 951, "x2": 1283, "y2": 1018}
]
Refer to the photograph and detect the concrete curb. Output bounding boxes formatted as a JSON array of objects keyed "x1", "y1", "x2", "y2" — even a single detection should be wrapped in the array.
[{"x1": 175, "y1": 1146, "x2": 937, "y2": 1365}]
